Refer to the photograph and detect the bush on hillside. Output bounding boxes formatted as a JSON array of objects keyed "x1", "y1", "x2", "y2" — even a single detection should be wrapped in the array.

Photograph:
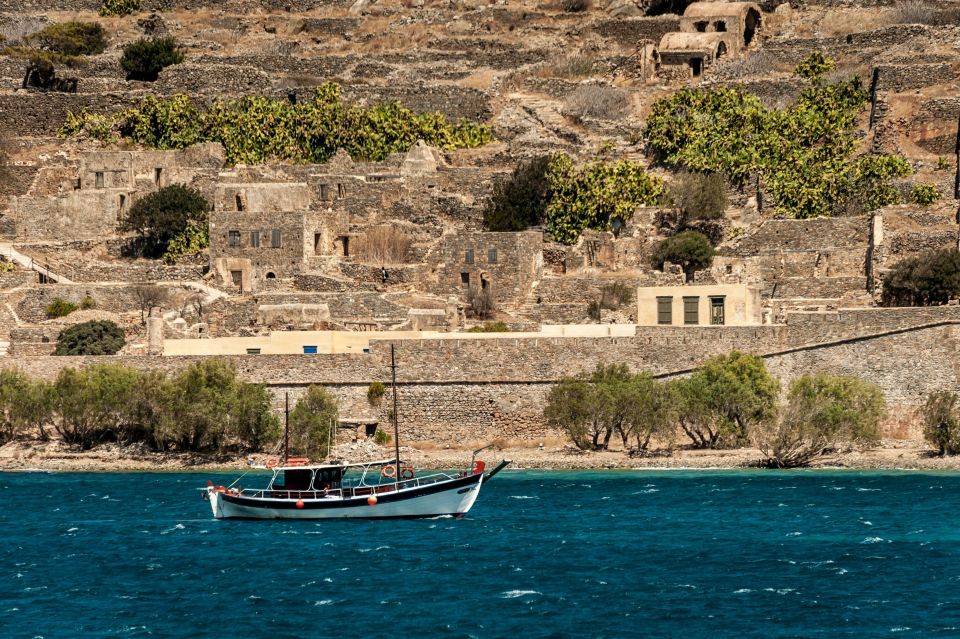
[
  {"x1": 54, "y1": 320, "x2": 125, "y2": 356},
  {"x1": 467, "y1": 285, "x2": 495, "y2": 319},
  {"x1": 882, "y1": 248, "x2": 960, "y2": 306},
  {"x1": 755, "y1": 372, "x2": 884, "y2": 468},
  {"x1": 669, "y1": 171, "x2": 728, "y2": 223},
  {"x1": 46, "y1": 297, "x2": 78, "y2": 318},
  {"x1": 100, "y1": 0, "x2": 141, "y2": 17},
  {"x1": 0, "y1": 369, "x2": 53, "y2": 444},
  {"x1": 922, "y1": 391, "x2": 960, "y2": 456},
  {"x1": 26, "y1": 22, "x2": 107, "y2": 56},
  {"x1": 484, "y1": 155, "x2": 554, "y2": 232},
  {"x1": 563, "y1": 85, "x2": 630, "y2": 122},
  {"x1": 120, "y1": 36, "x2": 183, "y2": 81},
  {"x1": 467, "y1": 321, "x2": 509, "y2": 333},
  {"x1": 644, "y1": 53, "x2": 911, "y2": 218},
  {"x1": 60, "y1": 83, "x2": 492, "y2": 166},
  {"x1": 367, "y1": 381, "x2": 385, "y2": 406},
  {"x1": 120, "y1": 185, "x2": 209, "y2": 258},
  {"x1": 911, "y1": 183, "x2": 940, "y2": 206},
  {"x1": 650, "y1": 230, "x2": 715, "y2": 282}
]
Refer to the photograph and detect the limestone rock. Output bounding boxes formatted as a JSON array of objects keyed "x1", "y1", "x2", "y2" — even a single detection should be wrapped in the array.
[
  {"x1": 349, "y1": 0, "x2": 376, "y2": 15},
  {"x1": 137, "y1": 14, "x2": 168, "y2": 37},
  {"x1": 401, "y1": 141, "x2": 447, "y2": 176}
]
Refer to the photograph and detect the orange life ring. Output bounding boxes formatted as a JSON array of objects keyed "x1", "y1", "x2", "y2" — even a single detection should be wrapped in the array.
[
  {"x1": 382, "y1": 464, "x2": 397, "y2": 478},
  {"x1": 265, "y1": 457, "x2": 279, "y2": 468},
  {"x1": 401, "y1": 467, "x2": 415, "y2": 479}
]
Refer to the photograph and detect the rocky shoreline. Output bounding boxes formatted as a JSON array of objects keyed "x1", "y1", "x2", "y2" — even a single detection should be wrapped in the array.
[{"x1": 3, "y1": 439, "x2": 960, "y2": 472}]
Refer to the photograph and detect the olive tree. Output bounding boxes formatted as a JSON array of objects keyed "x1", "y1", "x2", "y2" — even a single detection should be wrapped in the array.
[
  {"x1": 672, "y1": 351, "x2": 779, "y2": 449},
  {"x1": 544, "y1": 363, "x2": 673, "y2": 452},
  {"x1": 755, "y1": 373, "x2": 885, "y2": 468},
  {"x1": 289, "y1": 385, "x2": 338, "y2": 458},
  {"x1": 922, "y1": 391, "x2": 960, "y2": 456},
  {"x1": 0, "y1": 369, "x2": 53, "y2": 444}
]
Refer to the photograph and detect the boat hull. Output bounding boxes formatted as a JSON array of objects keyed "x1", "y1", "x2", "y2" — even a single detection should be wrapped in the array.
[{"x1": 209, "y1": 472, "x2": 484, "y2": 520}]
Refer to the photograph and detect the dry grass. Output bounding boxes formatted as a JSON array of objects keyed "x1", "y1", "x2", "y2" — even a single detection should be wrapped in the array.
[
  {"x1": 352, "y1": 225, "x2": 412, "y2": 265},
  {"x1": 562, "y1": 84, "x2": 631, "y2": 122},
  {"x1": 540, "y1": 53, "x2": 596, "y2": 80}
]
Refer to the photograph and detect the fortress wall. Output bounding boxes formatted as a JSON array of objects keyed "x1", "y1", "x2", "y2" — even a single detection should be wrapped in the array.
[{"x1": 7, "y1": 307, "x2": 960, "y2": 441}]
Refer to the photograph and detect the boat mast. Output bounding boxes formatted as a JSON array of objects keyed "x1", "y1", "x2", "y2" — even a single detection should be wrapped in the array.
[
  {"x1": 391, "y1": 344, "x2": 400, "y2": 488},
  {"x1": 284, "y1": 392, "x2": 290, "y2": 465}
]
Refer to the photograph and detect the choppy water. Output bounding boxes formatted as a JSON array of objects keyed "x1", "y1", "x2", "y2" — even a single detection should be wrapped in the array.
[{"x1": 2, "y1": 470, "x2": 960, "y2": 638}]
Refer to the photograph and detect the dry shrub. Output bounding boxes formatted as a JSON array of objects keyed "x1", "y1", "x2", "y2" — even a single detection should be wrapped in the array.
[
  {"x1": 352, "y1": 226, "x2": 412, "y2": 265},
  {"x1": 543, "y1": 53, "x2": 596, "y2": 80},
  {"x1": 561, "y1": 0, "x2": 592, "y2": 12},
  {"x1": 466, "y1": 286, "x2": 494, "y2": 319},
  {"x1": 563, "y1": 84, "x2": 630, "y2": 122},
  {"x1": 889, "y1": 0, "x2": 953, "y2": 25}
]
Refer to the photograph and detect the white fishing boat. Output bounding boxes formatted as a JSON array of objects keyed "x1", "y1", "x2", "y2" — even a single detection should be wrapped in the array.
[
  {"x1": 204, "y1": 453, "x2": 509, "y2": 520},
  {"x1": 203, "y1": 345, "x2": 510, "y2": 520}
]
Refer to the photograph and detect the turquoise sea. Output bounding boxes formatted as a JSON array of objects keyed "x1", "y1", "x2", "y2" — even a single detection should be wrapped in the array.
[{"x1": 2, "y1": 470, "x2": 960, "y2": 638}]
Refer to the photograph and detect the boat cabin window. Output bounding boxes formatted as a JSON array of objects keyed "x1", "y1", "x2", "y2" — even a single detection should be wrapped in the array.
[
  {"x1": 312, "y1": 468, "x2": 344, "y2": 491},
  {"x1": 271, "y1": 469, "x2": 313, "y2": 491}
]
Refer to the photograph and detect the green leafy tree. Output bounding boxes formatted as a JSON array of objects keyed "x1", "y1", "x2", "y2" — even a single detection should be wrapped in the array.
[
  {"x1": 882, "y1": 248, "x2": 960, "y2": 306},
  {"x1": 54, "y1": 320, "x2": 125, "y2": 355},
  {"x1": 52, "y1": 364, "x2": 142, "y2": 449},
  {"x1": 0, "y1": 375, "x2": 56, "y2": 442},
  {"x1": 120, "y1": 185, "x2": 209, "y2": 258},
  {"x1": 650, "y1": 230, "x2": 715, "y2": 282},
  {"x1": 673, "y1": 352, "x2": 779, "y2": 449},
  {"x1": 922, "y1": 391, "x2": 960, "y2": 456},
  {"x1": 26, "y1": 22, "x2": 107, "y2": 56},
  {"x1": 484, "y1": 155, "x2": 554, "y2": 231},
  {"x1": 545, "y1": 154, "x2": 664, "y2": 244},
  {"x1": 160, "y1": 359, "x2": 238, "y2": 452},
  {"x1": 544, "y1": 363, "x2": 673, "y2": 451},
  {"x1": 162, "y1": 220, "x2": 208, "y2": 264},
  {"x1": 644, "y1": 53, "x2": 911, "y2": 219},
  {"x1": 669, "y1": 171, "x2": 728, "y2": 224},
  {"x1": 288, "y1": 385, "x2": 338, "y2": 458},
  {"x1": 120, "y1": 36, "x2": 183, "y2": 81},
  {"x1": 60, "y1": 82, "x2": 492, "y2": 167},
  {"x1": 756, "y1": 373, "x2": 885, "y2": 468}
]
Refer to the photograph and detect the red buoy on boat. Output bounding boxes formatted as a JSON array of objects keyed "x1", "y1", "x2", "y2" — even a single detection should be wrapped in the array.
[
  {"x1": 296, "y1": 499, "x2": 304, "y2": 509},
  {"x1": 367, "y1": 495, "x2": 377, "y2": 506}
]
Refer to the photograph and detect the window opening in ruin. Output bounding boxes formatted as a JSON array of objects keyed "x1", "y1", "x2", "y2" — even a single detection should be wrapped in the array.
[
  {"x1": 95, "y1": 172, "x2": 104, "y2": 189},
  {"x1": 247, "y1": 348, "x2": 261, "y2": 355},
  {"x1": 235, "y1": 194, "x2": 244, "y2": 211},
  {"x1": 657, "y1": 296, "x2": 673, "y2": 325},
  {"x1": 364, "y1": 423, "x2": 378, "y2": 438},
  {"x1": 250, "y1": 231, "x2": 260, "y2": 248},
  {"x1": 320, "y1": 184, "x2": 330, "y2": 200},
  {"x1": 465, "y1": 249, "x2": 474, "y2": 264},
  {"x1": 271, "y1": 230, "x2": 282, "y2": 248},
  {"x1": 481, "y1": 276, "x2": 489, "y2": 290},
  {"x1": 337, "y1": 236, "x2": 350, "y2": 257},
  {"x1": 726, "y1": 264, "x2": 733, "y2": 274},
  {"x1": 461, "y1": 272, "x2": 470, "y2": 288},
  {"x1": 744, "y1": 8, "x2": 760, "y2": 46},
  {"x1": 716, "y1": 41, "x2": 727, "y2": 60},
  {"x1": 314, "y1": 233, "x2": 322, "y2": 254},
  {"x1": 73, "y1": 178, "x2": 81, "y2": 190},
  {"x1": 690, "y1": 58, "x2": 703, "y2": 77},
  {"x1": 715, "y1": 20, "x2": 726, "y2": 32},
  {"x1": 230, "y1": 270, "x2": 242, "y2": 286},
  {"x1": 118, "y1": 194, "x2": 126, "y2": 221},
  {"x1": 695, "y1": 20, "x2": 708, "y2": 32},
  {"x1": 683, "y1": 296, "x2": 699, "y2": 325},
  {"x1": 710, "y1": 296, "x2": 726, "y2": 325},
  {"x1": 337, "y1": 183, "x2": 346, "y2": 198},
  {"x1": 265, "y1": 272, "x2": 276, "y2": 279},
  {"x1": 488, "y1": 248, "x2": 498, "y2": 264},
  {"x1": 154, "y1": 168, "x2": 162, "y2": 186},
  {"x1": 228, "y1": 230, "x2": 240, "y2": 247}
]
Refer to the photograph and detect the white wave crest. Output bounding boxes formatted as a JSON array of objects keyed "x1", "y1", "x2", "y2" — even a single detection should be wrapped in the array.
[{"x1": 502, "y1": 590, "x2": 541, "y2": 598}]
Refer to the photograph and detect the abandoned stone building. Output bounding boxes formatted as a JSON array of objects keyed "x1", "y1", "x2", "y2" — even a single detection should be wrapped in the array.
[{"x1": 656, "y1": 2, "x2": 763, "y2": 80}]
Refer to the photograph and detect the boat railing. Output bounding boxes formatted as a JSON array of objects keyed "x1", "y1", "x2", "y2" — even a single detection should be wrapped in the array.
[{"x1": 236, "y1": 469, "x2": 471, "y2": 500}]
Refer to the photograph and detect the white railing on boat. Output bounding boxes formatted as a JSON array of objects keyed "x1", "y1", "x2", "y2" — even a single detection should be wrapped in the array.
[{"x1": 236, "y1": 470, "x2": 467, "y2": 500}]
